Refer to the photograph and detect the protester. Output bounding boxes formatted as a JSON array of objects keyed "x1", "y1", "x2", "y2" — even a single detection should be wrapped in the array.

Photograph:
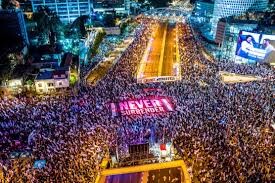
[{"x1": 0, "y1": 19, "x2": 273, "y2": 183}]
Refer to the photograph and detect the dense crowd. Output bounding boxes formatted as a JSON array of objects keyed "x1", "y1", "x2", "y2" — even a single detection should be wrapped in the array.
[
  {"x1": 80, "y1": 35, "x2": 125, "y2": 79},
  {"x1": 0, "y1": 18, "x2": 274, "y2": 183},
  {"x1": 174, "y1": 22, "x2": 274, "y2": 183}
]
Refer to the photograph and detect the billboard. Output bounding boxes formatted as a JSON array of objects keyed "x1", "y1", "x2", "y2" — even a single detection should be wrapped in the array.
[
  {"x1": 235, "y1": 31, "x2": 275, "y2": 63},
  {"x1": 110, "y1": 97, "x2": 174, "y2": 117}
]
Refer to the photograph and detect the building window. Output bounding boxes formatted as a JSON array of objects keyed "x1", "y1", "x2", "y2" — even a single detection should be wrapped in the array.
[
  {"x1": 48, "y1": 83, "x2": 54, "y2": 87},
  {"x1": 38, "y1": 83, "x2": 42, "y2": 87},
  {"x1": 59, "y1": 82, "x2": 63, "y2": 86}
]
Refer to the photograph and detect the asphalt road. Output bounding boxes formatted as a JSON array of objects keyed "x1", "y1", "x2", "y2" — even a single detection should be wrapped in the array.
[
  {"x1": 86, "y1": 60, "x2": 113, "y2": 86},
  {"x1": 162, "y1": 23, "x2": 176, "y2": 76},
  {"x1": 143, "y1": 22, "x2": 166, "y2": 78},
  {"x1": 142, "y1": 22, "x2": 176, "y2": 78}
]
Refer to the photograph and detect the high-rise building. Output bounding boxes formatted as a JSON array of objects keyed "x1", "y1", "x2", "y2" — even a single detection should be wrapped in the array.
[
  {"x1": 267, "y1": 0, "x2": 275, "y2": 12},
  {"x1": 213, "y1": 0, "x2": 268, "y2": 18},
  {"x1": 31, "y1": 0, "x2": 92, "y2": 23},
  {"x1": 31, "y1": 0, "x2": 131, "y2": 23},
  {"x1": 194, "y1": 0, "x2": 214, "y2": 17},
  {"x1": 18, "y1": 0, "x2": 33, "y2": 12},
  {"x1": 0, "y1": 9, "x2": 29, "y2": 58},
  {"x1": 93, "y1": 0, "x2": 130, "y2": 14},
  {"x1": 211, "y1": 0, "x2": 268, "y2": 37},
  {"x1": 93, "y1": 0, "x2": 124, "y2": 9}
]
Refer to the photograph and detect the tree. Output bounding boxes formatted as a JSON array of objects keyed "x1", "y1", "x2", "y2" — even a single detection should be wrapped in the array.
[
  {"x1": 120, "y1": 22, "x2": 128, "y2": 34},
  {"x1": 0, "y1": 57, "x2": 12, "y2": 83},
  {"x1": 33, "y1": 6, "x2": 63, "y2": 45},
  {"x1": 148, "y1": 0, "x2": 171, "y2": 8},
  {"x1": 70, "y1": 15, "x2": 89, "y2": 38},
  {"x1": 103, "y1": 14, "x2": 116, "y2": 27},
  {"x1": 1, "y1": 0, "x2": 19, "y2": 9},
  {"x1": 0, "y1": 65, "x2": 11, "y2": 84},
  {"x1": 189, "y1": 0, "x2": 196, "y2": 4},
  {"x1": 138, "y1": 0, "x2": 145, "y2": 3},
  {"x1": 89, "y1": 31, "x2": 106, "y2": 58}
]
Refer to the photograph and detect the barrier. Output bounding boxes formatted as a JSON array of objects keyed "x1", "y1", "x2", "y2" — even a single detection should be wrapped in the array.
[{"x1": 137, "y1": 76, "x2": 181, "y2": 83}]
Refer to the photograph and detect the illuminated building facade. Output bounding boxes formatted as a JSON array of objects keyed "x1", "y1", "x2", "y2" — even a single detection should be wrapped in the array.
[
  {"x1": 31, "y1": 0, "x2": 92, "y2": 22},
  {"x1": 0, "y1": 10, "x2": 29, "y2": 57},
  {"x1": 211, "y1": 0, "x2": 268, "y2": 37},
  {"x1": 194, "y1": 0, "x2": 214, "y2": 17},
  {"x1": 93, "y1": 0, "x2": 131, "y2": 14},
  {"x1": 31, "y1": 0, "x2": 131, "y2": 22},
  {"x1": 213, "y1": 0, "x2": 268, "y2": 18}
]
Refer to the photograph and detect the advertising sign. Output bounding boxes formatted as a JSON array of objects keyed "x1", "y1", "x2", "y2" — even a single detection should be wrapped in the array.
[{"x1": 236, "y1": 31, "x2": 275, "y2": 63}]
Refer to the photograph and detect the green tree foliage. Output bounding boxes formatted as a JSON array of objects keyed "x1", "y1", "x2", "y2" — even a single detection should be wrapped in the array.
[
  {"x1": 89, "y1": 31, "x2": 106, "y2": 58},
  {"x1": 120, "y1": 22, "x2": 128, "y2": 34},
  {"x1": 70, "y1": 15, "x2": 90, "y2": 38},
  {"x1": 0, "y1": 63, "x2": 11, "y2": 82},
  {"x1": 138, "y1": 0, "x2": 145, "y2": 3},
  {"x1": 32, "y1": 6, "x2": 62, "y2": 45},
  {"x1": 148, "y1": 0, "x2": 171, "y2": 8},
  {"x1": 103, "y1": 14, "x2": 116, "y2": 27},
  {"x1": 1, "y1": 0, "x2": 18, "y2": 9},
  {"x1": 0, "y1": 54, "x2": 13, "y2": 82}
]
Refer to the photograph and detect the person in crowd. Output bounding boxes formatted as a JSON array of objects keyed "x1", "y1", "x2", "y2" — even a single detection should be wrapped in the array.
[
  {"x1": 0, "y1": 18, "x2": 273, "y2": 183},
  {"x1": 238, "y1": 35, "x2": 255, "y2": 58},
  {"x1": 262, "y1": 38, "x2": 275, "y2": 61}
]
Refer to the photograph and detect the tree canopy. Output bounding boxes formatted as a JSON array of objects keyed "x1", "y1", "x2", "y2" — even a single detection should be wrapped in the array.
[
  {"x1": 70, "y1": 15, "x2": 89, "y2": 38},
  {"x1": 1, "y1": 0, "x2": 19, "y2": 9},
  {"x1": 32, "y1": 6, "x2": 62, "y2": 45},
  {"x1": 148, "y1": 0, "x2": 171, "y2": 8}
]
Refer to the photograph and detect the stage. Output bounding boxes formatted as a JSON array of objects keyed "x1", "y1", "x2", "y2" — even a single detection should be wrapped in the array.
[{"x1": 96, "y1": 160, "x2": 191, "y2": 183}]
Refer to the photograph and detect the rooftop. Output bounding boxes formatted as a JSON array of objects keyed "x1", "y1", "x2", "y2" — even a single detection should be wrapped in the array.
[
  {"x1": 33, "y1": 58, "x2": 59, "y2": 64},
  {"x1": 36, "y1": 71, "x2": 53, "y2": 80},
  {"x1": 52, "y1": 70, "x2": 67, "y2": 79},
  {"x1": 60, "y1": 53, "x2": 73, "y2": 67}
]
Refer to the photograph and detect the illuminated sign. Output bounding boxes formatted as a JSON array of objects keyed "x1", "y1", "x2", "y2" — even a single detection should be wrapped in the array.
[
  {"x1": 110, "y1": 97, "x2": 174, "y2": 117},
  {"x1": 236, "y1": 31, "x2": 275, "y2": 62}
]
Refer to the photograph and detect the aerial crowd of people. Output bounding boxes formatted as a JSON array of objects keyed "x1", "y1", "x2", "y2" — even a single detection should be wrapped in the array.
[{"x1": 0, "y1": 17, "x2": 274, "y2": 183}]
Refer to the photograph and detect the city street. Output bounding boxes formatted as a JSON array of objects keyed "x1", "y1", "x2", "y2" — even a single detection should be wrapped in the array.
[
  {"x1": 162, "y1": 23, "x2": 177, "y2": 76},
  {"x1": 137, "y1": 21, "x2": 180, "y2": 83},
  {"x1": 86, "y1": 37, "x2": 134, "y2": 85},
  {"x1": 143, "y1": 22, "x2": 166, "y2": 78},
  {"x1": 0, "y1": 6, "x2": 274, "y2": 183}
]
